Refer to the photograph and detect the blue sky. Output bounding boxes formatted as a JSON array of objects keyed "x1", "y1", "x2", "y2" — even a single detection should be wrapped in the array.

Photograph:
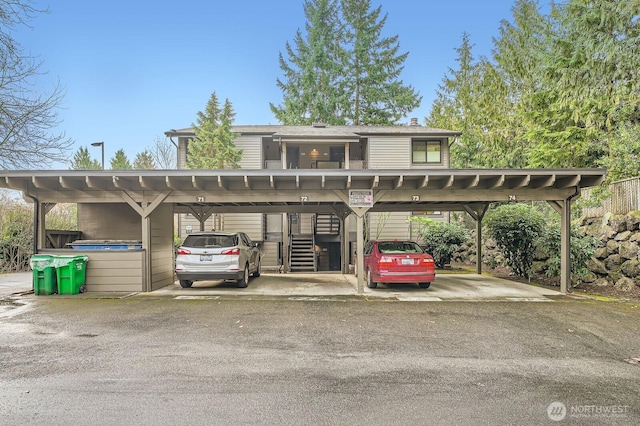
[{"x1": 16, "y1": 0, "x2": 519, "y2": 168}]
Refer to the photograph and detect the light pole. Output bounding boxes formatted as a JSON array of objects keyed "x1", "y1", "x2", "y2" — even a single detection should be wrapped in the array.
[{"x1": 91, "y1": 142, "x2": 104, "y2": 170}]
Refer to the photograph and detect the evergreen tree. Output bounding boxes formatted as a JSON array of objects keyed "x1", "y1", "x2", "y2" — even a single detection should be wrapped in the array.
[
  {"x1": 69, "y1": 147, "x2": 101, "y2": 170},
  {"x1": 187, "y1": 93, "x2": 241, "y2": 169},
  {"x1": 110, "y1": 149, "x2": 132, "y2": 170},
  {"x1": 426, "y1": 33, "x2": 485, "y2": 167},
  {"x1": 271, "y1": 0, "x2": 420, "y2": 125},
  {"x1": 482, "y1": 0, "x2": 549, "y2": 168},
  {"x1": 270, "y1": 0, "x2": 347, "y2": 125},
  {"x1": 526, "y1": 0, "x2": 640, "y2": 168},
  {"x1": 133, "y1": 150, "x2": 156, "y2": 169},
  {"x1": 341, "y1": 0, "x2": 421, "y2": 125}
]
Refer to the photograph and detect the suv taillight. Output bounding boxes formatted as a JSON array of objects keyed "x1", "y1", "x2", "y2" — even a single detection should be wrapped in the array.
[
  {"x1": 176, "y1": 248, "x2": 191, "y2": 255},
  {"x1": 221, "y1": 248, "x2": 240, "y2": 255}
]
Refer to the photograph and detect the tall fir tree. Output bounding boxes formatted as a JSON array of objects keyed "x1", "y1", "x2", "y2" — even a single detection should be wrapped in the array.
[
  {"x1": 270, "y1": 0, "x2": 346, "y2": 125},
  {"x1": 482, "y1": 0, "x2": 549, "y2": 168},
  {"x1": 526, "y1": 0, "x2": 640, "y2": 168},
  {"x1": 341, "y1": 0, "x2": 420, "y2": 125},
  {"x1": 187, "y1": 93, "x2": 241, "y2": 169},
  {"x1": 69, "y1": 146, "x2": 101, "y2": 170},
  {"x1": 271, "y1": 0, "x2": 420, "y2": 125},
  {"x1": 426, "y1": 33, "x2": 485, "y2": 167}
]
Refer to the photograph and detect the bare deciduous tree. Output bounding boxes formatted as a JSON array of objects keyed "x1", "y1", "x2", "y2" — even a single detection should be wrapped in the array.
[
  {"x1": 149, "y1": 135, "x2": 177, "y2": 169},
  {"x1": 0, "y1": 0, "x2": 73, "y2": 169}
]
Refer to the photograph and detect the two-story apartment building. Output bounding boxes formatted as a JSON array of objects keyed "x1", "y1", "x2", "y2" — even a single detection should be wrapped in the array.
[{"x1": 167, "y1": 122, "x2": 460, "y2": 273}]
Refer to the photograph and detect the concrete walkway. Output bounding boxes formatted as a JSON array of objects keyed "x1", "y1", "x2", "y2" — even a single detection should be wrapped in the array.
[
  {"x1": 1, "y1": 271, "x2": 563, "y2": 301},
  {"x1": 142, "y1": 272, "x2": 563, "y2": 301}
]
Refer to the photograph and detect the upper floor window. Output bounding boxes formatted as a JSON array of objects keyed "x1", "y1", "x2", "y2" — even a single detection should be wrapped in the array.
[{"x1": 412, "y1": 140, "x2": 442, "y2": 164}]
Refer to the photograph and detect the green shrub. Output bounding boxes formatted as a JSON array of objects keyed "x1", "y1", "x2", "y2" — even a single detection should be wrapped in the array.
[
  {"x1": 417, "y1": 221, "x2": 470, "y2": 268},
  {"x1": 537, "y1": 223, "x2": 601, "y2": 282},
  {"x1": 485, "y1": 203, "x2": 545, "y2": 279},
  {"x1": 0, "y1": 193, "x2": 33, "y2": 272}
]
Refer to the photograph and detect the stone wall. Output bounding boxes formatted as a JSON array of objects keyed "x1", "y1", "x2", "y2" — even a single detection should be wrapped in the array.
[
  {"x1": 578, "y1": 211, "x2": 640, "y2": 291},
  {"x1": 452, "y1": 211, "x2": 640, "y2": 292}
]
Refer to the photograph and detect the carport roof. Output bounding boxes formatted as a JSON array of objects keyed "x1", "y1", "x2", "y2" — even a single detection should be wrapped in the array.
[{"x1": 0, "y1": 168, "x2": 606, "y2": 213}]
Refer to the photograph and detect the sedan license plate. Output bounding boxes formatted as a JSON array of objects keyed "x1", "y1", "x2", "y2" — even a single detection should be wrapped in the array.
[
  {"x1": 401, "y1": 258, "x2": 414, "y2": 265},
  {"x1": 200, "y1": 255, "x2": 213, "y2": 261}
]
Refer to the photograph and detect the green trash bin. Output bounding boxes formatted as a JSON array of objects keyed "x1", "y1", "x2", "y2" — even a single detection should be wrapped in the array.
[
  {"x1": 30, "y1": 254, "x2": 57, "y2": 295},
  {"x1": 54, "y1": 255, "x2": 89, "y2": 295}
]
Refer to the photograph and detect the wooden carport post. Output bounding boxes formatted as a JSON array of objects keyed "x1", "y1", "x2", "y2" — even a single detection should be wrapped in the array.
[
  {"x1": 120, "y1": 190, "x2": 172, "y2": 292},
  {"x1": 355, "y1": 210, "x2": 367, "y2": 293},
  {"x1": 463, "y1": 204, "x2": 489, "y2": 274},
  {"x1": 333, "y1": 190, "x2": 376, "y2": 294},
  {"x1": 548, "y1": 197, "x2": 574, "y2": 294},
  {"x1": 187, "y1": 205, "x2": 215, "y2": 231}
]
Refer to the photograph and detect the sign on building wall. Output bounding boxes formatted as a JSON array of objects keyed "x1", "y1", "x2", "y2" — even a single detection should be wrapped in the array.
[{"x1": 349, "y1": 189, "x2": 373, "y2": 208}]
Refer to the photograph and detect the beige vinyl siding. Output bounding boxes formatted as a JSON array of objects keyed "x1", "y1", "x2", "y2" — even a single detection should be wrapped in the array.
[
  {"x1": 77, "y1": 203, "x2": 141, "y2": 241},
  {"x1": 221, "y1": 213, "x2": 263, "y2": 241},
  {"x1": 150, "y1": 204, "x2": 175, "y2": 290},
  {"x1": 41, "y1": 249, "x2": 145, "y2": 292},
  {"x1": 369, "y1": 212, "x2": 411, "y2": 240},
  {"x1": 235, "y1": 134, "x2": 262, "y2": 169},
  {"x1": 367, "y1": 136, "x2": 411, "y2": 169},
  {"x1": 260, "y1": 241, "x2": 281, "y2": 269}
]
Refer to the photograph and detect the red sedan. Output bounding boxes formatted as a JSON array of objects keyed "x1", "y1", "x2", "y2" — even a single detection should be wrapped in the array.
[{"x1": 360, "y1": 240, "x2": 435, "y2": 289}]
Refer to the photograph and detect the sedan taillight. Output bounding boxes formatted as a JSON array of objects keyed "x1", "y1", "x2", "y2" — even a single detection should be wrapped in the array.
[
  {"x1": 378, "y1": 256, "x2": 394, "y2": 267},
  {"x1": 422, "y1": 257, "x2": 434, "y2": 264},
  {"x1": 176, "y1": 248, "x2": 191, "y2": 255},
  {"x1": 221, "y1": 248, "x2": 240, "y2": 255}
]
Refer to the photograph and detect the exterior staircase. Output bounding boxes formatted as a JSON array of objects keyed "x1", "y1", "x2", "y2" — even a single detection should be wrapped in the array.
[
  {"x1": 315, "y1": 214, "x2": 341, "y2": 235},
  {"x1": 289, "y1": 234, "x2": 316, "y2": 272}
]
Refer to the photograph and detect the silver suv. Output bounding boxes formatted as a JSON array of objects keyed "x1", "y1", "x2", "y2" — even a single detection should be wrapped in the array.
[{"x1": 175, "y1": 232, "x2": 261, "y2": 288}]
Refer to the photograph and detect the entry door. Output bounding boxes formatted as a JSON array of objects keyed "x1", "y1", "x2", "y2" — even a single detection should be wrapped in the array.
[
  {"x1": 289, "y1": 213, "x2": 300, "y2": 235},
  {"x1": 287, "y1": 146, "x2": 300, "y2": 169}
]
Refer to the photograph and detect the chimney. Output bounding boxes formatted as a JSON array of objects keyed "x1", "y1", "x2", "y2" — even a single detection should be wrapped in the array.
[{"x1": 410, "y1": 117, "x2": 418, "y2": 126}]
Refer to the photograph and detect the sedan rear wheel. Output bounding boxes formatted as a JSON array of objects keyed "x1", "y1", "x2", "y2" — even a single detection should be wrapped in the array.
[
  {"x1": 237, "y1": 264, "x2": 249, "y2": 288},
  {"x1": 179, "y1": 279, "x2": 193, "y2": 288},
  {"x1": 419, "y1": 282, "x2": 431, "y2": 289},
  {"x1": 366, "y1": 270, "x2": 377, "y2": 289}
]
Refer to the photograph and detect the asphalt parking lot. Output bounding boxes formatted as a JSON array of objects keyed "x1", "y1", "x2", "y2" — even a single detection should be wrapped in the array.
[{"x1": 1, "y1": 271, "x2": 639, "y2": 424}]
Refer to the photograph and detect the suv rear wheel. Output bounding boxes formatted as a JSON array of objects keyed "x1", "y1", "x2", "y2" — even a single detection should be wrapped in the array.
[
  {"x1": 179, "y1": 279, "x2": 193, "y2": 288},
  {"x1": 252, "y1": 258, "x2": 261, "y2": 277}
]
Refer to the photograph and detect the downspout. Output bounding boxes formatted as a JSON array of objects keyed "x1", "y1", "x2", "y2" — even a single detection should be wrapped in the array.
[{"x1": 168, "y1": 129, "x2": 179, "y2": 168}]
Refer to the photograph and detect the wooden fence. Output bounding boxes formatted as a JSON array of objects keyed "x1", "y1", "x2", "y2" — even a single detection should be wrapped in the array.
[{"x1": 581, "y1": 177, "x2": 640, "y2": 218}]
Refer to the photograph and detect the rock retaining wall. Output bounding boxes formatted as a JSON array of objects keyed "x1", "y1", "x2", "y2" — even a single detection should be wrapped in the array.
[{"x1": 452, "y1": 211, "x2": 640, "y2": 292}]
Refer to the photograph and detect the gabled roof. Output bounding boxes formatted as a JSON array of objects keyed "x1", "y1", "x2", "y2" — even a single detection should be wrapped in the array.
[{"x1": 166, "y1": 124, "x2": 461, "y2": 139}]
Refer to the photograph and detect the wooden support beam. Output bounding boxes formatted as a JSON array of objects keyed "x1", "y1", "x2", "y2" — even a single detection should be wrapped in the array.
[
  {"x1": 394, "y1": 175, "x2": 404, "y2": 189},
  {"x1": 419, "y1": 175, "x2": 429, "y2": 188}
]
